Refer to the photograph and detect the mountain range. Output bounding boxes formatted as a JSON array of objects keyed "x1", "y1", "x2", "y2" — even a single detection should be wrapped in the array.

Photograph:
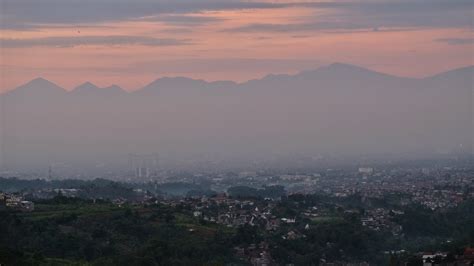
[{"x1": 1, "y1": 63, "x2": 473, "y2": 171}]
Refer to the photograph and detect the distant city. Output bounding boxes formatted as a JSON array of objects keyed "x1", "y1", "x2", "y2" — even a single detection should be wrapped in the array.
[{"x1": 1, "y1": 155, "x2": 473, "y2": 265}]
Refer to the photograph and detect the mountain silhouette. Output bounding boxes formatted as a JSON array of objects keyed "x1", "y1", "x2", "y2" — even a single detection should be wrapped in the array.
[
  {"x1": 1, "y1": 63, "x2": 472, "y2": 171},
  {"x1": 5, "y1": 77, "x2": 65, "y2": 98}
]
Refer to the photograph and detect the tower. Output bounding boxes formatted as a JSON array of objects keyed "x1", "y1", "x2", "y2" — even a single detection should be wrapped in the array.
[{"x1": 129, "y1": 153, "x2": 159, "y2": 179}]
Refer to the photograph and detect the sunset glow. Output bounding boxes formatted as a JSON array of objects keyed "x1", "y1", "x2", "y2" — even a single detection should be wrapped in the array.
[{"x1": 1, "y1": 0, "x2": 473, "y2": 91}]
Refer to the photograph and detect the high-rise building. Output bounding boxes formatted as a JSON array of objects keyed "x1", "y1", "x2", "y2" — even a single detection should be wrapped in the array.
[{"x1": 128, "y1": 153, "x2": 159, "y2": 178}]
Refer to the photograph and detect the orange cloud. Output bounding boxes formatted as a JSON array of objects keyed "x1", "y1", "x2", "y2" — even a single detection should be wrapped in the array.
[{"x1": 1, "y1": 3, "x2": 472, "y2": 91}]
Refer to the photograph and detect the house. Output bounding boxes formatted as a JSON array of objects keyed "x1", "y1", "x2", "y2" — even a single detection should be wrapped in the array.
[{"x1": 19, "y1": 201, "x2": 35, "y2": 212}]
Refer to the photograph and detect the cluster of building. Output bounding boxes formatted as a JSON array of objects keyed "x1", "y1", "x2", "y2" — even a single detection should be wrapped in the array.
[
  {"x1": 234, "y1": 242, "x2": 274, "y2": 266},
  {"x1": 360, "y1": 208, "x2": 403, "y2": 235},
  {"x1": 0, "y1": 192, "x2": 34, "y2": 211},
  {"x1": 2, "y1": 159, "x2": 473, "y2": 265},
  {"x1": 419, "y1": 248, "x2": 474, "y2": 266},
  {"x1": 175, "y1": 164, "x2": 473, "y2": 214},
  {"x1": 319, "y1": 262, "x2": 369, "y2": 266},
  {"x1": 160, "y1": 194, "x2": 292, "y2": 233}
]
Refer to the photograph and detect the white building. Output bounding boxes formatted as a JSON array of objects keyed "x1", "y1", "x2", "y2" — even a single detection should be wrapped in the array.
[{"x1": 358, "y1": 167, "x2": 374, "y2": 174}]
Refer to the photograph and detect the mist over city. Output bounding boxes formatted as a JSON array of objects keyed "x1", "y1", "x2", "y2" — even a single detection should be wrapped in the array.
[
  {"x1": 1, "y1": 63, "x2": 472, "y2": 176},
  {"x1": 0, "y1": 0, "x2": 473, "y2": 265}
]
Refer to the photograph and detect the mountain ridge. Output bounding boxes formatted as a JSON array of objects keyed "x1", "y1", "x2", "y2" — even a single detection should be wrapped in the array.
[
  {"x1": 1, "y1": 63, "x2": 472, "y2": 169},
  {"x1": 4, "y1": 77, "x2": 66, "y2": 96},
  {"x1": 3, "y1": 63, "x2": 472, "y2": 94}
]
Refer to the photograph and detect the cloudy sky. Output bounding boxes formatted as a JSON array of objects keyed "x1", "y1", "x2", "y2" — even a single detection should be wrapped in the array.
[{"x1": 0, "y1": 0, "x2": 472, "y2": 91}]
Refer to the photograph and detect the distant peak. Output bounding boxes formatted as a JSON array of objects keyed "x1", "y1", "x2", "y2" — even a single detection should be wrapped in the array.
[
  {"x1": 328, "y1": 62, "x2": 352, "y2": 68},
  {"x1": 161, "y1": 76, "x2": 194, "y2": 81},
  {"x1": 324, "y1": 62, "x2": 370, "y2": 71},
  {"x1": 31, "y1": 77, "x2": 48, "y2": 82},
  {"x1": 17, "y1": 77, "x2": 64, "y2": 90},
  {"x1": 153, "y1": 76, "x2": 205, "y2": 84},
  {"x1": 140, "y1": 76, "x2": 208, "y2": 92},
  {"x1": 26, "y1": 77, "x2": 58, "y2": 86},
  {"x1": 3, "y1": 77, "x2": 66, "y2": 96},
  {"x1": 426, "y1": 65, "x2": 474, "y2": 79},
  {"x1": 70, "y1": 82, "x2": 127, "y2": 96},
  {"x1": 75, "y1": 81, "x2": 99, "y2": 89},
  {"x1": 105, "y1": 84, "x2": 122, "y2": 89},
  {"x1": 83, "y1": 81, "x2": 96, "y2": 86},
  {"x1": 306, "y1": 62, "x2": 400, "y2": 79},
  {"x1": 103, "y1": 84, "x2": 126, "y2": 92}
]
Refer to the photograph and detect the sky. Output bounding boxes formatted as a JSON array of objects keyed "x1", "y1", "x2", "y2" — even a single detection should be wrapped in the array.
[{"x1": 0, "y1": 0, "x2": 473, "y2": 91}]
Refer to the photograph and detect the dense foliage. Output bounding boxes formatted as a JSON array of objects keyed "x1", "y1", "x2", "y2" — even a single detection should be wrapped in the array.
[
  {"x1": 0, "y1": 193, "x2": 472, "y2": 265},
  {"x1": 227, "y1": 185, "x2": 286, "y2": 199},
  {"x1": 0, "y1": 201, "x2": 238, "y2": 265}
]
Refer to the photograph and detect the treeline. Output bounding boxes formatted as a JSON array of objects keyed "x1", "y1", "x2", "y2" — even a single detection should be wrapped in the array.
[
  {"x1": 0, "y1": 195, "x2": 472, "y2": 265},
  {"x1": 0, "y1": 177, "x2": 129, "y2": 192},
  {"x1": 154, "y1": 182, "x2": 213, "y2": 197},
  {"x1": 393, "y1": 199, "x2": 474, "y2": 249},
  {"x1": 227, "y1": 185, "x2": 286, "y2": 199},
  {"x1": 0, "y1": 177, "x2": 140, "y2": 200},
  {"x1": 0, "y1": 177, "x2": 218, "y2": 199},
  {"x1": 0, "y1": 201, "x2": 243, "y2": 265}
]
